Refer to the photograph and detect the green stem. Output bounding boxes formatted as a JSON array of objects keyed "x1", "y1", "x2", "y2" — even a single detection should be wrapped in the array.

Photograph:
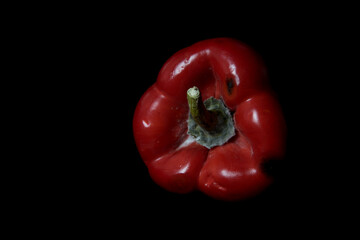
[{"x1": 187, "y1": 86, "x2": 218, "y2": 131}]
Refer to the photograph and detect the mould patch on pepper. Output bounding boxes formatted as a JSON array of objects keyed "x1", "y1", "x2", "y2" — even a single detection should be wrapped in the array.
[{"x1": 226, "y1": 78, "x2": 234, "y2": 94}]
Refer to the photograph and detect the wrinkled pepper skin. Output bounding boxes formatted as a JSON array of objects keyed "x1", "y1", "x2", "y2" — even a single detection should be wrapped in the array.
[{"x1": 133, "y1": 38, "x2": 286, "y2": 201}]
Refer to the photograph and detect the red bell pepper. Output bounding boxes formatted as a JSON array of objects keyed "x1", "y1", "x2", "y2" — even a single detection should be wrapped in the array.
[{"x1": 133, "y1": 38, "x2": 286, "y2": 201}]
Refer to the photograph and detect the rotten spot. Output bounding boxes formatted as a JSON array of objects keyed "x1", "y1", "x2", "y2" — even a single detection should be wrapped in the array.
[
  {"x1": 261, "y1": 158, "x2": 283, "y2": 178},
  {"x1": 226, "y1": 78, "x2": 234, "y2": 94}
]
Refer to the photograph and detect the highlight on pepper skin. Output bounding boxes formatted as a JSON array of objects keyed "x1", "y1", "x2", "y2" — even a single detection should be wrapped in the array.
[{"x1": 133, "y1": 38, "x2": 286, "y2": 201}]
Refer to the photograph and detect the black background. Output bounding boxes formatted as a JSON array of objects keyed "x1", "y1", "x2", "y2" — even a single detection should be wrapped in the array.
[{"x1": 31, "y1": 6, "x2": 353, "y2": 235}]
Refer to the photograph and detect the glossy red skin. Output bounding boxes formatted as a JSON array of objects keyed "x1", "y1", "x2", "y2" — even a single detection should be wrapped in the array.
[{"x1": 133, "y1": 38, "x2": 286, "y2": 201}]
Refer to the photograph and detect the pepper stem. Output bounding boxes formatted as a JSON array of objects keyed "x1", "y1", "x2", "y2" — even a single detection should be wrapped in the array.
[{"x1": 187, "y1": 86, "x2": 218, "y2": 131}]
